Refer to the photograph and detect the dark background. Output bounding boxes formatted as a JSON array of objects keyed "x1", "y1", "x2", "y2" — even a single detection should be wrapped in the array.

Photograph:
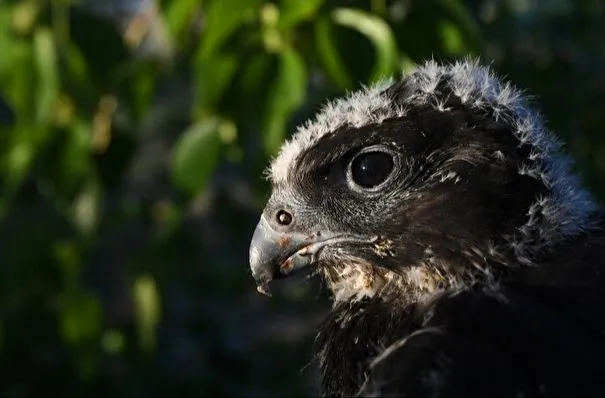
[{"x1": 0, "y1": 0, "x2": 604, "y2": 396}]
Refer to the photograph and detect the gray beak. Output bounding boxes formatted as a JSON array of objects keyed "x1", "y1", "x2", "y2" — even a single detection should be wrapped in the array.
[
  {"x1": 249, "y1": 215, "x2": 374, "y2": 296},
  {"x1": 248, "y1": 215, "x2": 318, "y2": 295}
]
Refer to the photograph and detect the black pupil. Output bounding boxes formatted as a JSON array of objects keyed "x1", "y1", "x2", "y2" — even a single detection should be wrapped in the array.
[{"x1": 350, "y1": 151, "x2": 394, "y2": 188}]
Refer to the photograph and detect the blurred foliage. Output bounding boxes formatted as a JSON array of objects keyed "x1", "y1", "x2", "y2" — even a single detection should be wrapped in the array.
[{"x1": 0, "y1": 0, "x2": 604, "y2": 396}]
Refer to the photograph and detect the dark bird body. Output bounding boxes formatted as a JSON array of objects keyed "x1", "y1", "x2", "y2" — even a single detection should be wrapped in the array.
[
  {"x1": 248, "y1": 60, "x2": 605, "y2": 397},
  {"x1": 317, "y1": 239, "x2": 605, "y2": 397}
]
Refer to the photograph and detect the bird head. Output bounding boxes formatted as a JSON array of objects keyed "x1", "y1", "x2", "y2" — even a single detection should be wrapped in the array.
[{"x1": 249, "y1": 60, "x2": 597, "y2": 303}]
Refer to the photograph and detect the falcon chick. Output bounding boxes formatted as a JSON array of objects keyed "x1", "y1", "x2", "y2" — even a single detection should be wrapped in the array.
[{"x1": 248, "y1": 60, "x2": 605, "y2": 397}]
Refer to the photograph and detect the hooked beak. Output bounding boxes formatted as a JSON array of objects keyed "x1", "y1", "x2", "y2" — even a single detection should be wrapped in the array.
[{"x1": 248, "y1": 215, "x2": 350, "y2": 296}]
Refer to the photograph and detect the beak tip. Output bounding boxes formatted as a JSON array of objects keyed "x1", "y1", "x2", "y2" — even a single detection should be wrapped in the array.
[
  {"x1": 249, "y1": 241, "x2": 275, "y2": 297},
  {"x1": 249, "y1": 215, "x2": 316, "y2": 296},
  {"x1": 256, "y1": 283, "x2": 272, "y2": 297}
]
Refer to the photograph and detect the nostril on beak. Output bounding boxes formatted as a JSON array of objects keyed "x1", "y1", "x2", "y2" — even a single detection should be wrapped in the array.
[{"x1": 276, "y1": 209, "x2": 293, "y2": 226}]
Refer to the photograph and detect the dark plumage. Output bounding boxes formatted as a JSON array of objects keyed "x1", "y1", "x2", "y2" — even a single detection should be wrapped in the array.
[{"x1": 248, "y1": 60, "x2": 605, "y2": 397}]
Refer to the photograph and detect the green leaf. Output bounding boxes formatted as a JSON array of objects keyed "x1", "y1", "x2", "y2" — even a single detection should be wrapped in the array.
[
  {"x1": 262, "y1": 48, "x2": 307, "y2": 156},
  {"x1": 11, "y1": 0, "x2": 41, "y2": 35},
  {"x1": 437, "y1": 0, "x2": 482, "y2": 52},
  {"x1": 131, "y1": 62, "x2": 159, "y2": 117},
  {"x1": 64, "y1": 42, "x2": 90, "y2": 87},
  {"x1": 440, "y1": 21, "x2": 465, "y2": 55},
  {"x1": 102, "y1": 329, "x2": 125, "y2": 355},
  {"x1": 278, "y1": 0, "x2": 324, "y2": 29},
  {"x1": 55, "y1": 239, "x2": 81, "y2": 288},
  {"x1": 0, "y1": 138, "x2": 34, "y2": 221},
  {"x1": 241, "y1": 53, "x2": 275, "y2": 100},
  {"x1": 194, "y1": 52, "x2": 238, "y2": 114},
  {"x1": 58, "y1": 292, "x2": 103, "y2": 345},
  {"x1": 165, "y1": 0, "x2": 199, "y2": 41},
  {"x1": 200, "y1": 0, "x2": 263, "y2": 58},
  {"x1": 4, "y1": 36, "x2": 35, "y2": 121},
  {"x1": 60, "y1": 118, "x2": 92, "y2": 192},
  {"x1": 240, "y1": 53, "x2": 277, "y2": 127},
  {"x1": 171, "y1": 117, "x2": 222, "y2": 196},
  {"x1": 33, "y1": 27, "x2": 59, "y2": 124},
  {"x1": 314, "y1": 17, "x2": 353, "y2": 90},
  {"x1": 331, "y1": 8, "x2": 398, "y2": 83},
  {"x1": 69, "y1": 177, "x2": 101, "y2": 238},
  {"x1": 133, "y1": 274, "x2": 161, "y2": 353},
  {"x1": 0, "y1": 5, "x2": 14, "y2": 79}
]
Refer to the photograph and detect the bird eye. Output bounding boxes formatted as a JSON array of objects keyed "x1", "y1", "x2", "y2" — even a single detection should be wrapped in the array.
[{"x1": 348, "y1": 150, "x2": 395, "y2": 189}]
